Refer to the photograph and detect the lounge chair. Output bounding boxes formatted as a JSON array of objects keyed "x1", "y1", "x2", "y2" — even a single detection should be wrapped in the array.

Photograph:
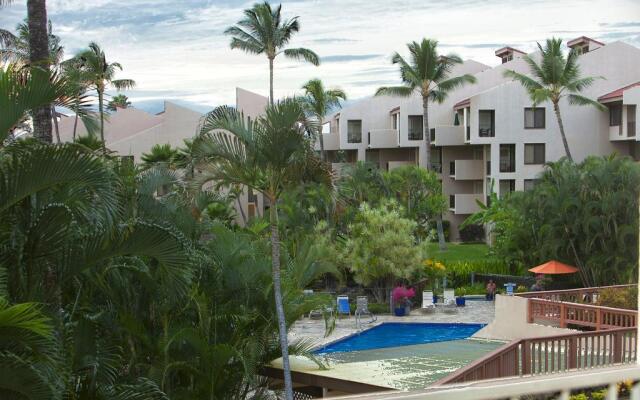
[
  {"x1": 337, "y1": 295, "x2": 350, "y2": 317},
  {"x1": 444, "y1": 289, "x2": 456, "y2": 306},
  {"x1": 355, "y1": 296, "x2": 377, "y2": 323},
  {"x1": 421, "y1": 290, "x2": 436, "y2": 313}
]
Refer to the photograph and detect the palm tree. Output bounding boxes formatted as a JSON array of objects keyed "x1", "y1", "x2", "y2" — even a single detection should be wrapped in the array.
[
  {"x1": 0, "y1": 64, "x2": 91, "y2": 141},
  {"x1": 194, "y1": 98, "x2": 332, "y2": 400},
  {"x1": 107, "y1": 93, "x2": 131, "y2": 111},
  {"x1": 26, "y1": 0, "x2": 53, "y2": 143},
  {"x1": 300, "y1": 78, "x2": 346, "y2": 162},
  {"x1": 141, "y1": 143, "x2": 178, "y2": 168},
  {"x1": 504, "y1": 38, "x2": 605, "y2": 161},
  {"x1": 74, "y1": 42, "x2": 136, "y2": 150},
  {"x1": 376, "y1": 38, "x2": 476, "y2": 250},
  {"x1": 225, "y1": 1, "x2": 320, "y2": 104},
  {"x1": 1, "y1": 19, "x2": 64, "y2": 143}
]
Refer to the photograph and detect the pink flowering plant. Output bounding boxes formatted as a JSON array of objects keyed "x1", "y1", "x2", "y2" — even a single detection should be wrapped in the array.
[{"x1": 392, "y1": 286, "x2": 416, "y2": 308}]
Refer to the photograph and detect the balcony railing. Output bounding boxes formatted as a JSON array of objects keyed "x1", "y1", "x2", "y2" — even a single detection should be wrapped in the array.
[
  {"x1": 517, "y1": 284, "x2": 635, "y2": 303},
  {"x1": 336, "y1": 365, "x2": 640, "y2": 400},
  {"x1": 452, "y1": 160, "x2": 484, "y2": 180},
  {"x1": 437, "y1": 327, "x2": 637, "y2": 385},
  {"x1": 479, "y1": 127, "x2": 494, "y2": 137},
  {"x1": 433, "y1": 125, "x2": 464, "y2": 146},
  {"x1": 369, "y1": 129, "x2": 398, "y2": 148},
  {"x1": 527, "y1": 298, "x2": 637, "y2": 330}
]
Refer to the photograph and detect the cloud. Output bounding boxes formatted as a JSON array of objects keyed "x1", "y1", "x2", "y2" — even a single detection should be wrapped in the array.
[
  {"x1": 321, "y1": 54, "x2": 383, "y2": 62},
  {"x1": 2, "y1": 0, "x2": 639, "y2": 108},
  {"x1": 600, "y1": 22, "x2": 640, "y2": 28}
]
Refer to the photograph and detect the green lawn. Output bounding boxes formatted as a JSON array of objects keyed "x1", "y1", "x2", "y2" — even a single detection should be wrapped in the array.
[{"x1": 424, "y1": 242, "x2": 495, "y2": 263}]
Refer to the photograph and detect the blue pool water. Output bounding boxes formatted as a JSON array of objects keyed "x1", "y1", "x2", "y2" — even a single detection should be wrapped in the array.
[{"x1": 315, "y1": 323, "x2": 485, "y2": 354}]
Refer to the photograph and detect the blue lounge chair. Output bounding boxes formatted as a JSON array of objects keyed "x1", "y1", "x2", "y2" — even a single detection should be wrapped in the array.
[{"x1": 337, "y1": 295, "x2": 350, "y2": 317}]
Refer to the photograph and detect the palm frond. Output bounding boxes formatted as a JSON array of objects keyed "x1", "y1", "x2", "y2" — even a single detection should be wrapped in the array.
[
  {"x1": 568, "y1": 94, "x2": 607, "y2": 111},
  {"x1": 375, "y1": 86, "x2": 414, "y2": 97},
  {"x1": 283, "y1": 47, "x2": 320, "y2": 66}
]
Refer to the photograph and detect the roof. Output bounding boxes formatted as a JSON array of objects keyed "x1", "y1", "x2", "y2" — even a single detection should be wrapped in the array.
[
  {"x1": 495, "y1": 46, "x2": 526, "y2": 56},
  {"x1": 389, "y1": 106, "x2": 400, "y2": 114},
  {"x1": 598, "y1": 81, "x2": 640, "y2": 102},
  {"x1": 567, "y1": 36, "x2": 605, "y2": 47},
  {"x1": 453, "y1": 98, "x2": 470, "y2": 110}
]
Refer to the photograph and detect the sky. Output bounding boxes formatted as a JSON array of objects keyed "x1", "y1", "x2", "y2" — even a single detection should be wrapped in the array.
[{"x1": 2, "y1": 0, "x2": 640, "y2": 113}]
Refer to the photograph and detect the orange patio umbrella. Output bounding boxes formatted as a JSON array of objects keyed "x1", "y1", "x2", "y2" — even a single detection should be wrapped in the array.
[{"x1": 528, "y1": 260, "x2": 579, "y2": 275}]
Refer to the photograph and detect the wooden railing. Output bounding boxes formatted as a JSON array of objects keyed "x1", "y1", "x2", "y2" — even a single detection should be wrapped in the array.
[
  {"x1": 517, "y1": 284, "x2": 635, "y2": 303},
  {"x1": 528, "y1": 298, "x2": 637, "y2": 330},
  {"x1": 437, "y1": 327, "x2": 637, "y2": 385}
]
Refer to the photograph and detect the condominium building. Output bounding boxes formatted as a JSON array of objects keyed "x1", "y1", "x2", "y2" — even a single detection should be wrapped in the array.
[
  {"x1": 317, "y1": 37, "x2": 640, "y2": 240},
  {"x1": 57, "y1": 90, "x2": 269, "y2": 224}
]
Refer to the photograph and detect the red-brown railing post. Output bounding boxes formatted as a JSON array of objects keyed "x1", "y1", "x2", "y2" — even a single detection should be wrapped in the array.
[
  {"x1": 521, "y1": 340, "x2": 530, "y2": 375},
  {"x1": 527, "y1": 300, "x2": 534, "y2": 323},
  {"x1": 595, "y1": 308, "x2": 602, "y2": 331},
  {"x1": 613, "y1": 331, "x2": 623, "y2": 363},
  {"x1": 559, "y1": 303, "x2": 566, "y2": 328},
  {"x1": 568, "y1": 337, "x2": 577, "y2": 369}
]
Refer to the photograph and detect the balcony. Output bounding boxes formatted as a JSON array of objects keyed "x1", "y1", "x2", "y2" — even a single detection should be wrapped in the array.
[
  {"x1": 629, "y1": 121, "x2": 636, "y2": 137},
  {"x1": 368, "y1": 129, "x2": 398, "y2": 148},
  {"x1": 314, "y1": 133, "x2": 340, "y2": 151},
  {"x1": 451, "y1": 160, "x2": 484, "y2": 180},
  {"x1": 433, "y1": 125, "x2": 464, "y2": 146},
  {"x1": 449, "y1": 193, "x2": 483, "y2": 215}
]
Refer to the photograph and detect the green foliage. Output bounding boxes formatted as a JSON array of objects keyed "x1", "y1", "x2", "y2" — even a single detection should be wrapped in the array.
[
  {"x1": 107, "y1": 93, "x2": 131, "y2": 111},
  {"x1": 341, "y1": 202, "x2": 422, "y2": 301},
  {"x1": 466, "y1": 156, "x2": 640, "y2": 287},
  {"x1": 383, "y1": 165, "x2": 446, "y2": 238},
  {"x1": 596, "y1": 286, "x2": 638, "y2": 310},
  {"x1": 141, "y1": 143, "x2": 178, "y2": 168}
]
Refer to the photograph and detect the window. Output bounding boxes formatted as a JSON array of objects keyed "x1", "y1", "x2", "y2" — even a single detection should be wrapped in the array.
[
  {"x1": 449, "y1": 195, "x2": 455, "y2": 209},
  {"x1": 524, "y1": 143, "x2": 545, "y2": 165},
  {"x1": 392, "y1": 113, "x2": 399, "y2": 130},
  {"x1": 454, "y1": 112, "x2": 460, "y2": 126},
  {"x1": 347, "y1": 120, "x2": 362, "y2": 143},
  {"x1": 431, "y1": 147, "x2": 442, "y2": 172},
  {"x1": 524, "y1": 107, "x2": 545, "y2": 129},
  {"x1": 499, "y1": 179, "x2": 515, "y2": 197},
  {"x1": 524, "y1": 179, "x2": 539, "y2": 191},
  {"x1": 609, "y1": 104, "x2": 622, "y2": 126},
  {"x1": 499, "y1": 144, "x2": 516, "y2": 172},
  {"x1": 408, "y1": 115, "x2": 423, "y2": 140},
  {"x1": 479, "y1": 110, "x2": 495, "y2": 137}
]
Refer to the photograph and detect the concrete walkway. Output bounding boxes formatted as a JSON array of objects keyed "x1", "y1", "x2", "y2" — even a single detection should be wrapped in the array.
[{"x1": 289, "y1": 300, "x2": 496, "y2": 348}]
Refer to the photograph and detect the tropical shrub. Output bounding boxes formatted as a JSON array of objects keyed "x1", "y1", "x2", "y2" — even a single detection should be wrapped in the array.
[
  {"x1": 596, "y1": 286, "x2": 638, "y2": 310},
  {"x1": 459, "y1": 223, "x2": 485, "y2": 243},
  {"x1": 341, "y1": 202, "x2": 422, "y2": 302},
  {"x1": 465, "y1": 156, "x2": 640, "y2": 287}
]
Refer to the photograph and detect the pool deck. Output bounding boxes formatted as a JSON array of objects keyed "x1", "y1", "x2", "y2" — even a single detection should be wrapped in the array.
[{"x1": 289, "y1": 300, "x2": 495, "y2": 348}]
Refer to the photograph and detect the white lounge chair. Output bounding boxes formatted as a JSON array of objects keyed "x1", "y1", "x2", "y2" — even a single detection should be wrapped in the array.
[
  {"x1": 444, "y1": 289, "x2": 456, "y2": 306},
  {"x1": 422, "y1": 290, "x2": 435, "y2": 307},
  {"x1": 355, "y1": 296, "x2": 376, "y2": 323}
]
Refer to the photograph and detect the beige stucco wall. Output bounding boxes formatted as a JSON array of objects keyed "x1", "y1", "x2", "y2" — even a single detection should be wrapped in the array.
[{"x1": 474, "y1": 295, "x2": 576, "y2": 341}]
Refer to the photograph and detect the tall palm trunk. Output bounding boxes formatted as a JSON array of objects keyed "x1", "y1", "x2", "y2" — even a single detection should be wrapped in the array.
[
  {"x1": 268, "y1": 57, "x2": 274, "y2": 105},
  {"x1": 27, "y1": 0, "x2": 52, "y2": 143},
  {"x1": 269, "y1": 201, "x2": 293, "y2": 400},
  {"x1": 235, "y1": 197, "x2": 247, "y2": 226},
  {"x1": 72, "y1": 112, "x2": 79, "y2": 141},
  {"x1": 553, "y1": 101, "x2": 573, "y2": 162},
  {"x1": 318, "y1": 125, "x2": 326, "y2": 162},
  {"x1": 423, "y1": 95, "x2": 447, "y2": 250},
  {"x1": 98, "y1": 89, "x2": 105, "y2": 151},
  {"x1": 51, "y1": 106, "x2": 60, "y2": 143}
]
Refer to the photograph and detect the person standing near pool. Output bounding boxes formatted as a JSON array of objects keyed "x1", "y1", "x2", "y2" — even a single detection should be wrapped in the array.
[{"x1": 486, "y1": 280, "x2": 497, "y2": 301}]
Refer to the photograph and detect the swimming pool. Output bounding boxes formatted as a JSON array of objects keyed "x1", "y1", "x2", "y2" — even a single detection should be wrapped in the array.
[{"x1": 315, "y1": 322, "x2": 485, "y2": 354}]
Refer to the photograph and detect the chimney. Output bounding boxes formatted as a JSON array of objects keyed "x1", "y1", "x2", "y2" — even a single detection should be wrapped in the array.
[
  {"x1": 495, "y1": 47, "x2": 526, "y2": 64},
  {"x1": 567, "y1": 36, "x2": 605, "y2": 54}
]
